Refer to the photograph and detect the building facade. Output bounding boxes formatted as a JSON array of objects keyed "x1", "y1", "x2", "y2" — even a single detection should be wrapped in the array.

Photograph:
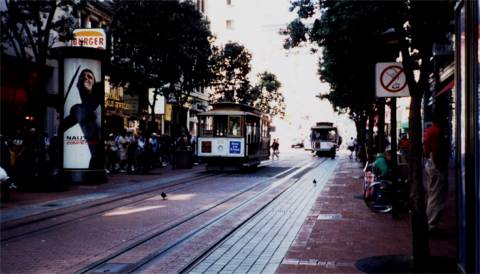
[{"x1": 453, "y1": 0, "x2": 479, "y2": 272}]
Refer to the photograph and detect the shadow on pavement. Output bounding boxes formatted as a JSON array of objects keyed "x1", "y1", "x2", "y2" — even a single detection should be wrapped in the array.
[{"x1": 355, "y1": 254, "x2": 458, "y2": 273}]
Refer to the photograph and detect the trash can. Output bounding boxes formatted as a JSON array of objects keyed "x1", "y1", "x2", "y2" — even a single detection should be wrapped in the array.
[{"x1": 174, "y1": 145, "x2": 193, "y2": 169}]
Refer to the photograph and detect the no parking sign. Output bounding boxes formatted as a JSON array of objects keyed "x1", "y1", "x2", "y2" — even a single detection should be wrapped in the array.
[{"x1": 375, "y1": 62, "x2": 410, "y2": 97}]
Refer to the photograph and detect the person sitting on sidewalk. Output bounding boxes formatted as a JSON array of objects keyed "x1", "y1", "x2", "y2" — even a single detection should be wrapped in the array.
[{"x1": 372, "y1": 150, "x2": 392, "y2": 178}]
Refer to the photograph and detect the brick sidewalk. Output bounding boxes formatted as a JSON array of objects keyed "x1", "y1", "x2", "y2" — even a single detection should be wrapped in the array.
[{"x1": 277, "y1": 156, "x2": 457, "y2": 273}]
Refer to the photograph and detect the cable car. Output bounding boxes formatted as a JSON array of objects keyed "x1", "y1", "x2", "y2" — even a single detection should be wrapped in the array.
[
  {"x1": 197, "y1": 102, "x2": 271, "y2": 168},
  {"x1": 310, "y1": 122, "x2": 340, "y2": 158}
]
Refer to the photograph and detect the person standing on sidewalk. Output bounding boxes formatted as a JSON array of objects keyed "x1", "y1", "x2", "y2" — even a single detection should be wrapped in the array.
[
  {"x1": 423, "y1": 113, "x2": 449, "y2": 236},
  {"x1": 271, "y1": 138, "x2": 280, "y2": 160},
  {"x1": 346, "y1": 137, "x2": 355, "y2": 159}
]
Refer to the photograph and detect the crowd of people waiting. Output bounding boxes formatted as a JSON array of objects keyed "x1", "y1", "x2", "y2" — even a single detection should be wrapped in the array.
[
  {"x1": 0, "y1": 126, "x2": 195, "y2": 190},
  {"x1": 104, "y1": 129, "x2": 184, "y2": 174},
  {"x1": 1, "y1": 127, "x2": 60, "y2": 190}
]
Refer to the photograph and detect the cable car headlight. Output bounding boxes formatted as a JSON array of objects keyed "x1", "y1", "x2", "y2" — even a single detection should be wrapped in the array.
[{"x1": 217, "y1": 145, "x2": 224, "y2": 151}]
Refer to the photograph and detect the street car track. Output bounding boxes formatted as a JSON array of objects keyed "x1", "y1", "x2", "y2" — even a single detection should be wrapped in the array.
[
  {"x1": 0, "y1": 172, "x2": 222, "y2": 242},
  {"x1": 1, "y1": 159, "x2": 308, "y2": 243},
  {"x1": 76, "y1": 158, "x2": 326, "y2": 274}
]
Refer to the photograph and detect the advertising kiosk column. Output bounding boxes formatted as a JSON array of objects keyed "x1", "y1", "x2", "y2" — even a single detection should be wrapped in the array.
[{"x1": 55, "y1": 47, "x2": 107, "y2": 184}]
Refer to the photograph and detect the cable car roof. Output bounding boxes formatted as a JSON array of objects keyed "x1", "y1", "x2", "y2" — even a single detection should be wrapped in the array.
[
  {"x1": 311, "y1": 126, "x2": 337, "y2": 130},
  {"x1": 198, "y1": 102, "x2": 262, "y2": 117},
  {"x1": 197, "y1": 110, "x2": 261, "y2": 117}
]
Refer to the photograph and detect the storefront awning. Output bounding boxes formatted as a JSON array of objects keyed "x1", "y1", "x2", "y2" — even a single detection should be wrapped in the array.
[{"x1": 435, "y1": 80, "x2": 454, "y2": 97}]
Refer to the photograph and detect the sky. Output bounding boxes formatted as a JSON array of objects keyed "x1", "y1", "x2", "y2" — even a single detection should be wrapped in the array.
[{"x1": 206, "y1": 0, "x2": 355, "y2": 142}]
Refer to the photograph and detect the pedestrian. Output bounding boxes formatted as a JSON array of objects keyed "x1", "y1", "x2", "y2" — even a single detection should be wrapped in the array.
[
  {"x1": 398, "y1": 134, "x2": 410, "y2": 163},
  {"x1": 271, "y1": 138, "x2": 280, "y2": 160},
  {"x1": 105, "y1": 133, "x2": 118, "y2": 173},
  {"x1": 49, "y1": 134, "x2": 60, "y2": 176},
  {"x1": 423, "y1": 113, "x2": 449, "y2": 236},
  {"x1": 126, "y1": 130, "x2": 137, "y2": 173},
  {"x1": 149, "y1": 133, "x2": 158, "y2": 167},
  {"x1": 116, "y1": 130, "x2": 128, "y2": 172},
  {"x1": 346, "y1": 137, "x2": 355, "y2": 159}
]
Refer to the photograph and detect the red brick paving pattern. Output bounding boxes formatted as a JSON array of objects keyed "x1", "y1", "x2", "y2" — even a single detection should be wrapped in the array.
[{"x1": 277, "y1": 156, "x2": 456, "y2": 274}]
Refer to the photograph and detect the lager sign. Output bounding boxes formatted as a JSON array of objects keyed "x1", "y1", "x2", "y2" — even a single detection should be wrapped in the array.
[{"x1": 71, "y1": 29, "x2": 107, "y2": 50}]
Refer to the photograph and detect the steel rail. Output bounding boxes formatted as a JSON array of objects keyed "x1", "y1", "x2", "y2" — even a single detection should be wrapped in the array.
[
  {"x1": 1, "y1": 172, "x2": 221, "y2": 242},
  {"x1": 76, "y1": 158, "x2": 324, "y2": 274}
]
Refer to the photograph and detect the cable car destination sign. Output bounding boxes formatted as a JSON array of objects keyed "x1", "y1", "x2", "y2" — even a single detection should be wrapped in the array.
[{"x1": 375, "y1": 62, "x2": 410, "y2": 97}]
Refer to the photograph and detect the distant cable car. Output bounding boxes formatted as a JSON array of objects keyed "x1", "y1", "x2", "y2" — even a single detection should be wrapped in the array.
[
  {"x1": 310, "y1": 122, "x2": 340, "y2": 159},
  {"x1": 197, "y1": 102, "x2": 271, "y2": 168}
]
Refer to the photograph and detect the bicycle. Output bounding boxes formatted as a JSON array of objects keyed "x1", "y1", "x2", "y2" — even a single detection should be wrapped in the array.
[{"x1": 363, "y1": 163, "x2": 408, "y2": 214}]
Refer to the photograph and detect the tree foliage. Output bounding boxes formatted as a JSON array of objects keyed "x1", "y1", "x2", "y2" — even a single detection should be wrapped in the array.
[
  {"x1": 252, "y1": 72, "x2": 285, "y2": 118},
  {"x1": 209, "y1": 42, "x2": 252, "y2": 103},
  {"x1": 1, "y1": 0, "x2": 82, "y2": 122},
  {"x1": 110, "y1": 0, "x2": 214, "y2": 110},
  {"x1": 1, "y1": 0, "x2": 80, "y2": 61},
  {"x1": 284, "y1": 0, "x2": 453, "y2": 266},
  {"x1": 209, "y1": 42, "x2": 285, "y2": 118},
  {"x1": 284, "y1": 1, "x2": 404, "y2": 125}
]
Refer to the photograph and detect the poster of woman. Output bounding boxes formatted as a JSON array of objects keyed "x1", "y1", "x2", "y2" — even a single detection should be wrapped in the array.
[{"x1": 62, "y1": 58, "x2": 103, "y2": 170}]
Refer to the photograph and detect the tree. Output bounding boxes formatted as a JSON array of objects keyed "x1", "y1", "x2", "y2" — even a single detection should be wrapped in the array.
[
  {"x1": 252, "y1": 72, "x2": 285, "y2": 118},
  {"x1": 283, "y1": 1, "x2": 403, "y2": 161},
  {"x1": 110, "y1": 0, "x2": 214, "y2": 126},
  {"x1": 210, "y1": 43, "x2": 286, "y2": 118},
  {"x1": 283, "y1": 0, "x2": 453, "y2": 269},
  {"x1": 395, "y1": 2, "x2": 453, "y2": 268},
  {"x1": 1, "y1": 0, "x2": 82, "y2": 128},
  {"x1": 209, "y1": 42, "x2": 252, "y2": 103}
]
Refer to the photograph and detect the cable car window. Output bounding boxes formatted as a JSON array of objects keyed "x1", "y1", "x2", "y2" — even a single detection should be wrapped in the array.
[
  {"x1": 228, "y1": 116, "x2": 242, "y2": 137},
  {"x1": 214, "y1": 115, "x2": 228, "y2": 137},
  {"x1": 328, "y1": 130, "x2": 337, "y2": 141},
  {"x1": 199, "y1": 116, "x2": 213, "y2": 136}
]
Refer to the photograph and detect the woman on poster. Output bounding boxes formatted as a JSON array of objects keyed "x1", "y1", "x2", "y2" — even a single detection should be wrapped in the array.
[{"x1": 62, "y1": 68, "x2": 103, "y2": 169}]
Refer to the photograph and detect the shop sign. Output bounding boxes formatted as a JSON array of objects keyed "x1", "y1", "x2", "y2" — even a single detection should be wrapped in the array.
[
  {"x1": 165, "y1": 103, "x2": 172, "y2": 121},
  {"x1": 70, "y1": 29, "x2": 107, "y2": 50},
  {"x1": 123, "y1": 94, "x2": 138, "y2": 115},
  {"x1": 105, "y1": 99, "x2": 129, "y2": 110}
]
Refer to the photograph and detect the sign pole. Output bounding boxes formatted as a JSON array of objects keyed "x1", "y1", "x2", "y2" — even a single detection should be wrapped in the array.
[{"x1": 390, "y1": 97, "x2": 399, "y2": 218}]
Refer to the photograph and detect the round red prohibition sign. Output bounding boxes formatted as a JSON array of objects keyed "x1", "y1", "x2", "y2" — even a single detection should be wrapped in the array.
[{"x1": 380, "y1": 65, "x2": 407, "y2": 93}]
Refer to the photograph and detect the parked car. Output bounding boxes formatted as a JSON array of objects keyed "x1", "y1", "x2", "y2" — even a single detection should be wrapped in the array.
[{"x1": 291, "y1": 138, "x2": 304, "y2": 148}]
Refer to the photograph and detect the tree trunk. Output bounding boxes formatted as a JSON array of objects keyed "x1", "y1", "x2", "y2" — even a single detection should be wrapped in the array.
[
  {"x1": 408, "y1": 90, "x2": 430, "y2": 270},
  {"x1": 368, "y1": 113, "x2": 375, "y2": 162},
  {"x1": 399, "y1": 31, "x2": 430, "y2": 269},
  {"x1": 377, "y1": 99, "x2": 385, "y2": 153},
  {"x1": 355, "y1": 115, "x2": 367, "y2": 164}
]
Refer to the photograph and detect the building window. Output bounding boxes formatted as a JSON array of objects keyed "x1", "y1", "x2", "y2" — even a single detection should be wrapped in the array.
[
  {"x1": 90, "y1": 19, "x2": 99, "y2": 28},
  {"x1": 226, "y1": 20, "x2": 234, "y2": 30},
  {"x1": 196, "y1": 0, "x2": 205, "y2": 13}
]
